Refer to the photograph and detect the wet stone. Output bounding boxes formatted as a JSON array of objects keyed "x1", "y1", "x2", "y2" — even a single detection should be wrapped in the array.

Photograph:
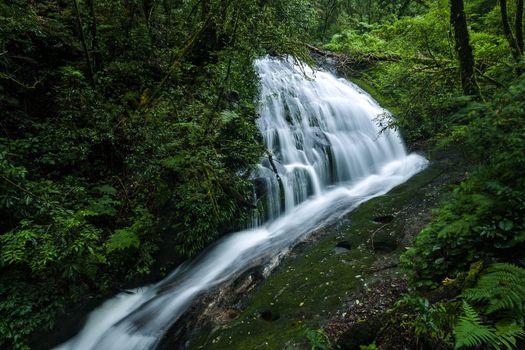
[
  {"x1": 334, "y1": 218, "x2": 352, "y2": 230},
  {"x1": 232, "y1": 265, "x2": 265, "y2": 294}
]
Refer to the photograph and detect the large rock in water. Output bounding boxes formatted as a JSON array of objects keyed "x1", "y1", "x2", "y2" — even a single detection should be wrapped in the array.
[{"x1": 337, "y1": 317, "x2": 382, "y2": 350}]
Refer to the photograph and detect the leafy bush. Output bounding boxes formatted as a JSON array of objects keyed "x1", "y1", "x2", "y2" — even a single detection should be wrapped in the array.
[{"x1": 402, "y1": 72, "x2": 525, "y2": 288}]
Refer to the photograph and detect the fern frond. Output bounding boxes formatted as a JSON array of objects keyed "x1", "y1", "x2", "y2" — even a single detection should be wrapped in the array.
[
  {"x1": 461, "y1": 286, "x2": 496, "y2": 301},
  {"x1": 493, "y1": 309, "x2": 525, "y2": 323},
  {"x1": 478, "y1": 272, "x2": 523, "y2": 288},
  {"x1": 494, "y1": 322, "x2": 525, "y2": 349},
  {"x1": 487, "y1": 263, "x2": 525, "y2": 278},
  {"x1": 454, "y1": 301, "x2": 499, "y2": 349},
  {"x1": 486, "y1": 289, "x2": 524, "y2": 314},
  {"x1": 461, "y1": 263, "x2": 525, "y2": 315},
  {"x1": 456, "y1": 264, "x2": 525, "y2": 349}
]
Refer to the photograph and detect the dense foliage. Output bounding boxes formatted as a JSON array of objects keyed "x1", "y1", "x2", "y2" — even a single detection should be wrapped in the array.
[
  {"x1": 2, "y1": 0, "x2": 525, "y2": 348},
  {"x1": 322, "y1": 0, "x2": 525, "y2": 348},
  {"x1": 403, "y1": 72, "x2": 525, "y2": 288},
  {"x1": 0, "y1": 0, "x2": 316, "y2": 348},
  {"x1": 324, "y1": 0, "x2": 517, "y2": 142}
]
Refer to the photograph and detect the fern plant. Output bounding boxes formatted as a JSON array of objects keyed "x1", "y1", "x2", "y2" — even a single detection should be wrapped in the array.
[
  {"x1": 461, "y1": 263, "x2": 525, "y2": 317},
  {"x1": 454, "y1": 263, "x2": 525, "y2": 349},
  {"x1": 454, "y1": 301, "x2": 524, "y2": 349},
  {"x1": 455, "y1": 301, "x2": 498, "y2": 349}
]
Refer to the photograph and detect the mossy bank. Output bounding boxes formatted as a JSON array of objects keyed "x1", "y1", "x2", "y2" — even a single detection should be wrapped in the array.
[{"x1": 157, "y1": 150, "x2": 465, "y2": 349}]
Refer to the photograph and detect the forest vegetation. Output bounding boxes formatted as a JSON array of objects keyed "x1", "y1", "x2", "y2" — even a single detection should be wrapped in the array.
[{"x1": 1, "y1": 0, "x2": 524, "y2": 349}]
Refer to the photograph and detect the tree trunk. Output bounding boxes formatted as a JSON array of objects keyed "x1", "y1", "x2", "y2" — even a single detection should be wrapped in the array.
[
  {"x1": 321, "y1": 0, "x2": 339, "y2": 37},
  {"x1": 123, "y1": 1, "x2": 138, "y2": 41},
  {"x1": 517, "y1": 0, "x2": 524, "y2": 54},
  {"x1": 86, "y1": 0, "x2": 101, "y2": 70},
  {"x1": 142, "y1": 0, "x2": 155, "y2": 27},
  {"x1": 72, "y1": 0, "x2": 96, "y2": 88},
  {"x1": 449, "y1": 0, "x2": 478, "y2": 96},
  {"x1": 500, "y1": 0, "x2": 521, "y2": 61}
]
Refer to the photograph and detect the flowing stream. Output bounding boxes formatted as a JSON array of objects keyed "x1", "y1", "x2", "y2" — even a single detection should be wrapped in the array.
[{"x1": 56, "y1": 57, "x2": 428, "y2": 350}]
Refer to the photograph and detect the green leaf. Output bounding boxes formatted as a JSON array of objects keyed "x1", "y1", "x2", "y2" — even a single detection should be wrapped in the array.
[
  {"x1": 94, "y1": 185, "x2": 118, "y2": 196},
  {"x1": 498, "y1": 219, "x2": 513, "y2": 232},
  {"x1": 105, "y1": 229, "x2": 140, "y2": 252},
  {"x1": 220, "y1": 110, "x2": 239, "y2": 124}
]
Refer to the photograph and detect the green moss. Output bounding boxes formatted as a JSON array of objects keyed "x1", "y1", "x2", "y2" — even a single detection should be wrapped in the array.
[
  {"x1": 188, "y1": 160, "x2": 454, "y2": 349},
  {"x1": 348, "y1": 74, "x2": 401, "y2": 117}
]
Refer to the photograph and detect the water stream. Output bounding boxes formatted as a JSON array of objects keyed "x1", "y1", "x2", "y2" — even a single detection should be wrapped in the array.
[{"x1": 55, "y1": 57, "x2": 427, "y2": 350}]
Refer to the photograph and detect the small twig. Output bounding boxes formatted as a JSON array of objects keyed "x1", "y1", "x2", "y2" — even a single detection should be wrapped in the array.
[
  {"x1": 370, "y1": 223, "x2": 389, "y2": 250},
  {"x1": 474, "y1": 67, "x2": 506, "y2": 88},
  {"x1": 1, "y1": 174, "x2": 38, "y2": 199},
  {"x1": 1, "y1": 174, "x2": 76, "y2": 218},
  {"x1": 139, "y1": 15, "x2": 211, "y2": 109},
  {"x1": 0, "y1": 72, "x2": 41, "y2": 89},
  {"x1": 370, "y1": 262, "x2": 399, "y2": 272}
]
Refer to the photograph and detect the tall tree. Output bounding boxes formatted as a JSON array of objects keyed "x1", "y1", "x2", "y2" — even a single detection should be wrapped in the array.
[
  {"x1": 449, "y1": 0, "x2": 478, "y2": 96},
  {"x1": 499, "y1": 0, "x2": 521, "y2": 61},
  {"x1": 86, "y1": 0, "x2": 101, "y2": 70},
  {"x1": 517, "y1": 0, "x2": 524, "y2": 54},
  {"x1": 72, "y1": 0, "x2": 96, "y2": 87},
  {"x1": 319, "y1": 0, "x2": 342, "y2": 37}
]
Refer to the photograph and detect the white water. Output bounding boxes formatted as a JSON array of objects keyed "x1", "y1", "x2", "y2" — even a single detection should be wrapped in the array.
[{"x1": 55, "y1": 57, "x2": 427, "y2": 350}]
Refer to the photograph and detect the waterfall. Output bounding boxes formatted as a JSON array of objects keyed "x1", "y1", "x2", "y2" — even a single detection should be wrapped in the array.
[
  {"x1": 55, "y1": 57, "x2": 427, "y2": 350},
  {"x1": 252, "y1": 58, "x2": 407, "y2": 224}
]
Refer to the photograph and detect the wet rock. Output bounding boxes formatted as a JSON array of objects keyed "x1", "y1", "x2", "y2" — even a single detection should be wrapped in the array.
[
  {"x1": 310, "y1": 127, "x2": 331, "y2": 147},
  {"x1": 334, "y1": 218, "x2": 352, "y2": 230},
  {"x1": 337, "y1": 317, "x2": 381, "y2": 350},
  {"x1": 232, "y1": 265, "x2": 265, "y2": 295},
  {"x1": 218, "y1": 309, "x2": 240, "y2": 322}
]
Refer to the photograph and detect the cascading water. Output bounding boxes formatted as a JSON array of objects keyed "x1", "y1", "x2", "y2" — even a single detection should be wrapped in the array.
[
  {"x1": 55, "y1": 57, "x2": 427, "y2": 350},
  {"x1": 252, "y1": 58, "x2": 407, "y2": 225}
]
